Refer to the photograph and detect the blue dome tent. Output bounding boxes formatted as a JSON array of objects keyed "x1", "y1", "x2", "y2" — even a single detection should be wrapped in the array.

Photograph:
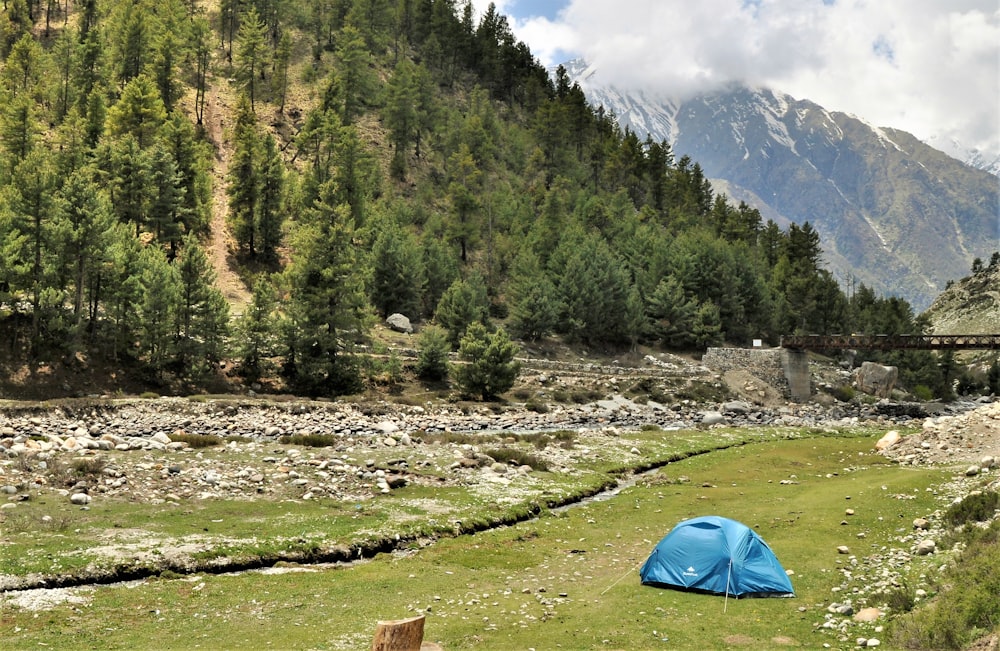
[{"x1": 640, "y1": 516, "x2": 795, "y2": 599}]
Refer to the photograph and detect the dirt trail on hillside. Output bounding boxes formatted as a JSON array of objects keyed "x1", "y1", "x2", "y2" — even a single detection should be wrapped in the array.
[{"x1": 202, "y1": 69, "x2": 251, "y2": 314}]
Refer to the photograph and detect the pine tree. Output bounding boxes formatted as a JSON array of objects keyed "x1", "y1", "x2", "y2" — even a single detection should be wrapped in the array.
[
  {"x1": 331, "y1": 123, "x2": 378, "y2": 225},
  {"x1": 507, "y1": 249, "x2": 559, "y2": 342},
  {"x1": 271, "y1": 31, "x2": 292, "y2": 114},
  {"x1": 192, "y1": 17, "x2": 211, "y2": 126},
  {"x1": 51, "y1": 168, "x2": 114, "y2": 345},
  {"x1": 283, "y1": 182, "x2": 374, "y2": 395},
  {"x1": 555, "y1": 234, "x2": 634, "y2": 346},
  {"x1": 8, "y1": 149, "x2": 59, "y2": 351},
  {"x1": 112, "y1": 1, "x2": 150, "y2": 87},
  {"x1": 147, "y1": 144, "x2": 187, "y2": 255},
  {"x1": 690, "y1": 301, "x2": 723, "y2": 349},
  {"x1": 106, "y1": 135, "x2": 152, "y2": 237},
  {"x1": 434, "y1": 273, "x2": 489, "y2": 347},
  {"x1": 385, "y1": 58, "x2": 419, "y2": 179},
  {"x1": 227, "y1": 96, "x2": 262, "y2": 256},
  {"x1": 421, "y1": 234, "x2": 459, "y2": 318},
  {"x1": 257, "y1": 132, "x2": 286, "y2": 261},
  {"x1": 162, "y1": 111, "x2": 211, "y2": 236},
  {"x1": 236, "y1": 276, "x2": 278, "y2": 382},
  {"x1": 369, "y1": 217, "x2": 426, "y2": 318},
  {"x1": 103, "y1": 223, "x2": 145, "y2": 359},
  {"x1": 1, "y1": 33, "x2": 48, "y2": 100},
  {"x1": 235, "y1": 6, "x2": 268, "y2": 112},
  {"x1": 0, "y1": 92, "x2": 36, "y2": 166},
  {"x1": 415, "y1": 323, "x2": 450, "y2": 381},
  {"x1": 446, "y1": 143, "x2": 481, "y2": 263},
  {"x1": 152, "y1": 30, "x2": 180, "y2": 114},
  {"x1": 333, "y1": 25, "x2": 376, "y2": 124},
  {"x1": 453, "y1": 322, "x2": 520, "y2": 401},
  {"x1": 174, "y1": 234, "x2": 229, "y2": 375},
  {"x1": 106, "y1": 75, "x2": 167, "y2": 149},
  {"x1": 645, "y1": 276, "x2": 690, "y2": 348},
  {"x1": 138, "y1": 247, "x2": 179, "y2": 375}
]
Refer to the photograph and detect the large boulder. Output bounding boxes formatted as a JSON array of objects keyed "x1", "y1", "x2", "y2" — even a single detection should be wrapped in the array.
[
  {"x1": 385, "y1": 313, "x2": 413, "y2": 334},
  {"x1": 854, "y1": 361, "x2": 897, "y2": 398}
]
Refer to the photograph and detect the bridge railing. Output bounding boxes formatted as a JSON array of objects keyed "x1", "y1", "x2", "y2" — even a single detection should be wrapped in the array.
[{"x1": 779, "y1": 334, "x2": 1000, "y2": 351}]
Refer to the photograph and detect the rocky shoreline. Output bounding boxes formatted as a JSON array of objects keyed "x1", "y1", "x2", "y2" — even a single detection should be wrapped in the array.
[{"x1": 1, "y1": 393, "x2": 996, "y2": 512}]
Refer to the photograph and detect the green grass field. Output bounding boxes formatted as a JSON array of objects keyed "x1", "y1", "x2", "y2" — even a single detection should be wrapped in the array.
[{"x1": 1, "y1": 431, "x2": 963, "y2": 650}]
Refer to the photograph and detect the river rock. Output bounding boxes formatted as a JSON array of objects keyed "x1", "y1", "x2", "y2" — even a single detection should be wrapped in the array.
[
  {"x1": 70, "y1": 493, "x2": 91, "y2": 505},
  {"x1": 874, "y1": 430, "x2": 901, "y2": 451},
  {"x1": 853, "y1": 607, "x2": 883, "y2": 622},
  {"x1": 700, "y1": 412, "x2": 726, "y2": 426}
]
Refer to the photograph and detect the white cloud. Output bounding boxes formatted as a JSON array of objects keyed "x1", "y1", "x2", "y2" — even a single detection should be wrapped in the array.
[{"x1": 485, "y1": 0, "x2": 1000, "y2": 159}]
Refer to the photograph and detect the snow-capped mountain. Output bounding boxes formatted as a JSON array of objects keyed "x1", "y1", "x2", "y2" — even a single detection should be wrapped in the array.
[{"x1": 562, "y1": 59, "x2": 1000, "y2": 312}]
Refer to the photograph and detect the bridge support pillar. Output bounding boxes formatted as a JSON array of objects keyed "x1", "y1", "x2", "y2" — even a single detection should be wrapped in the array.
[{"x1": 782, "y1": 348, "x2": 811, "y2": 402}]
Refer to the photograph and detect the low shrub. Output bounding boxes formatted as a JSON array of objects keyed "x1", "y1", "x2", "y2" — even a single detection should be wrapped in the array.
[
  {"x1": 170, "y1": 433, "x2": 222, "y2": 448},
  {"x1": 70, "y1": 456, "x2": 107, "y2": 477},
  {"x1": 525, "y1": 400, "x2": 549, "y2": 413},
  {"x1": 944, "y1": 490, "x2": 999, "y2": 527},
  {"x1": 570, "y1": 389, "x2": 604, "y2": 404},
  {"x1": 484, "y1": 447, "x2": 549, "y2": 471},
  {"x1": 871, "y1": 583, "x2": 916, "y2": 614},
  {"x1": 890, "y1": 520, "x2": 1000, "y2": 650},
  {"x1": 279, "y1": 433, "x2": 337, "y2": 448},
  {"x1": 415, "y1": 431, "x2": 493, "y2": 445},
  {"x1": 831, "y1": 384, "x2": 856, "y2": 402}
]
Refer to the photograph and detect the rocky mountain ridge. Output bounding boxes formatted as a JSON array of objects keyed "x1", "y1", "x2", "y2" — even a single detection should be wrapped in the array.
[
  {"x1": 564, "y1": 59, "x2": 1000, "y2": 312},
  {"x1": 924, "y1": 262, "x2": 1000, "y2": 334}
]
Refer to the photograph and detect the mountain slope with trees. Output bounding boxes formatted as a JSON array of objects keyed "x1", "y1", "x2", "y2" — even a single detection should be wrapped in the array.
[{"x1": 0, "y1": 0, "x2": 955, "y2": 399}]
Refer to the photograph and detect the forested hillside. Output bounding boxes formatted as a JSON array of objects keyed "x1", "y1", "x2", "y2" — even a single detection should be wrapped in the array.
[{"x1": 0, "y1": 0, "x2": 942, "y2": 397}]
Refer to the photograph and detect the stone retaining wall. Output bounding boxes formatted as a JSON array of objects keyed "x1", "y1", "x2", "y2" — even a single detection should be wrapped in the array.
[{"x1": 702, "y1": 347, "x2": 790, "y2": 395}]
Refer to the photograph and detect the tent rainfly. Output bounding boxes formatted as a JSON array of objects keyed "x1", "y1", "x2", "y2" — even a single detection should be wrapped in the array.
[{"x1": 640, "y1": 515, "x2": 795, "y2": 598}]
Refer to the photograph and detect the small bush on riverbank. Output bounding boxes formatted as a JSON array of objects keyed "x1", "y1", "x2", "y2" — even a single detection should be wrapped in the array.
[
  {"x1": 891, "y1": 519, "x2": 1000, "y2": 650},
  {"x1": 170, "y1": 432, "x2": 222, "y2": 448},
  {"x1": 944, "y1": 490, "x2": 999, "y2": 526},
  {"x1": 485, "y1": 446, "x2": 549, "y2": 471},
  {"x1": 279, "y1": 433, "x2": 337, "y2": 447}
]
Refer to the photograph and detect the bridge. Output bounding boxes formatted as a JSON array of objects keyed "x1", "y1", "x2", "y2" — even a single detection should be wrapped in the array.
[
  {"x1": 776, "y1": 334, "x2": 1000, "y2": 401},
  {"x1": 780, "y1": 334, "x2": 1000, "y2": 351}
]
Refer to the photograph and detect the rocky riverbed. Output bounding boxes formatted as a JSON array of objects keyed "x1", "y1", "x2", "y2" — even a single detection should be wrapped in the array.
[
  {"x1": 0, "y1": 392, "x2": 992, "y2": 507},
  {"x1": 2, "y1": 390, "x2": 999, "y2": 649}
]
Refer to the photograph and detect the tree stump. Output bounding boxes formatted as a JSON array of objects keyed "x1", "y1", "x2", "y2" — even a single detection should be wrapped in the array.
[{"x1": 371, "y1": 614, "x2": 426, "y2": 651}]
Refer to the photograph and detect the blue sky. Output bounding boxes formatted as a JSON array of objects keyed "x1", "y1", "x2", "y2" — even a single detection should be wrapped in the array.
[
  {"x1": 471, "y1": 0, "x2": 1000, "y2": 161},
  {"x1": 504, "y1": 0, "x2": 566, "y2": 21}
]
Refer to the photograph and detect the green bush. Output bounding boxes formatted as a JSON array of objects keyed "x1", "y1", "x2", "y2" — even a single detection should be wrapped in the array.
[
  {"x1": 870, "y1": 583, "x2": 916, "y2": 614},
  {"x1": 416, "y1": 325, "x2": 451, "y2": 382},
  {"x1": 484, "y1": 447, "x2": 549, "y2": 471},
  {"x1": 453, "y1": 323, "x2": 521, "y2": 400},
  {"x1": 279, "y1": 433, "x2": 337, "y2": 448},
  {"x1": 525, "y1": 400, "x2": 549, "y2": 413},
  {"x1": 831, "y1": 384, "x2": 856, "y2": 402},
  {"x1": 70, "y1": 456, "x2": 107, "y2": 477},
  {"x1": 944, "y1": 491, "x2": 1000, "y2": 527},
  {"x1": 890, "y1": 521, "x2": 1000, "y2": 650},
  {"x1": 170, "y1": 432, "x2": 222, "y2": 448}
]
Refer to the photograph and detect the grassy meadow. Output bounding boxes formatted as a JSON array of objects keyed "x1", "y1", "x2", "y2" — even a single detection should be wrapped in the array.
[{"x1": 2, "y1": 429, "x2": 964, "y2": 650}]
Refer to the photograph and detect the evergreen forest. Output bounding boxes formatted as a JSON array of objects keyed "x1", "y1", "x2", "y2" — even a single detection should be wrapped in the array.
[{"x1": 0, "y1": 0, "x2": 954, "y2": 398}]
